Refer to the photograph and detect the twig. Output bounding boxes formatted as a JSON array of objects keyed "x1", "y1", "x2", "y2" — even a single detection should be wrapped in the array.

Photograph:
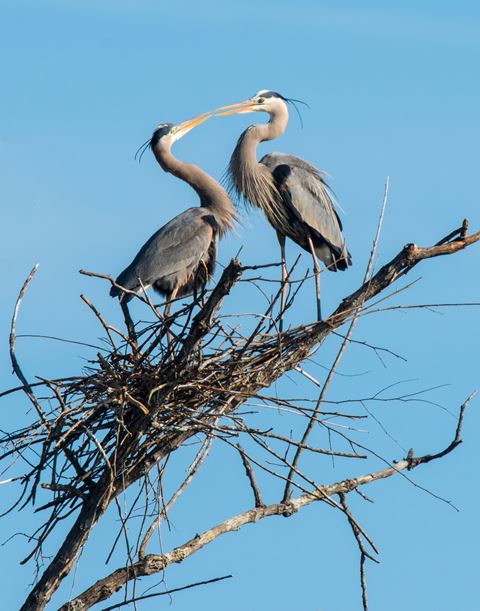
[
  {"x1": 236, "y1": 444, "x2": 264, "y2": 507},
  {"x1": 99, "y1": 574, "x2": 233, "y2": 611},
  {"x1": 9, "y1": 264, "x2": 46, "y2": 423},
  {"x1": 138, "y1": 436, "x2": 213, "y2": 559},
  {"x1": 283, "y1": 178, "x2": 390, "y2": 502},
  {"x1": 120, "y1": 300, "x2": 138, "y2": 349},
  {"x1": 6, "y1": 219, "x2": 479, "y2": 611},
  {"x1": 60, "y1": 399, "x2": 467, "y2": 610},
  {"x1": 339, "y1": 492, "x2": 379, "y2": 611},
  {"x1": 407, "y1": 391, "x2": 476, "y2": 468},
  {"x1": 177, "y1": 259, "x2": 243, "y2": 359}
]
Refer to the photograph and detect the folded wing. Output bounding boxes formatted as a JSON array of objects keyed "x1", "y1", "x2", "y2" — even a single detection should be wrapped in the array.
[
  {"x1": 260, "y1": 153, "x2": 351, "y2": 271},
  {"x1": 110, "y1": 207, "x2": 217, "y2": 300}
]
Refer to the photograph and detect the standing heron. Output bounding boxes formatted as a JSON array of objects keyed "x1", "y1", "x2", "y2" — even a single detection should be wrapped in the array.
[
  {"x1": 110, "y1": 113, "x2": 236, "y2": 338},
  {"x1": 214, "y1": 90, "x2": 351, "y2": 324}
]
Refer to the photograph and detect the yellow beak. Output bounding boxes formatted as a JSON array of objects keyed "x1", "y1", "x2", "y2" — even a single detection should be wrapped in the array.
[
  {"x1": 175, "y1": 111, "x2": 213, "y2": 136},
  {"x1": 212, "y1": 99, "x2": 257, "y2": 117}
]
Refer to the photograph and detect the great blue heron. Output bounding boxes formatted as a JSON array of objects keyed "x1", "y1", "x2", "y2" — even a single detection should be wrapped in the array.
[
  {"x1": 110, "y1": 113, "x2": 236, "y2": 337},
  {"x1": 214, "y1": 90, "x2": 351, "y2": 324}
]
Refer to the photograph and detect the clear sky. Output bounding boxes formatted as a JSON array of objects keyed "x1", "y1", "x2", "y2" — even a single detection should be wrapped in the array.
[{"x1": 1, "y1": 1, "x2": 479, "y2": 609}]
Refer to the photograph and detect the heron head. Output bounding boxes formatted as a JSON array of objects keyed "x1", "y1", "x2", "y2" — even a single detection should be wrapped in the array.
[
  {"x1": 214, "y1": 90, "x2": 288, "y2": 116},
  {"x1": 214, "y1": 90, "x2": 308, "y2": 125},
  {"x1": 135, "y1": 113, "x2": 212, "y2": 161},
  {"x1": 149, "y1": 123, "x2": 175, "y2": 149},
  {"x1": 151, "y1": 113, "x2": 212, "y2": 147}
]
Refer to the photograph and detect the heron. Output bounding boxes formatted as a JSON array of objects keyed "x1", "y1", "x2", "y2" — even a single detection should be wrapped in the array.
[
  {"x1": 110, "y1": 112, "x2": 236, "y2": 340},
  {"x1": 214, "y1": 90, "x2": 351, "y2": 325}
]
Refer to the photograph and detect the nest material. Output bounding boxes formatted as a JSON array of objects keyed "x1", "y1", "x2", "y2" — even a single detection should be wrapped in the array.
[{"x1": 1, "y1": 220, "x2": 479, "y2": 606}]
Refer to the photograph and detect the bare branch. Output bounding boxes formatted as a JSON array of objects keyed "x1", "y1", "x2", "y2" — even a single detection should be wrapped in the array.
[
  {"x1": 99, "y1": 574, "x2": 233, "y2": 611},
  {"x1": 236, "y1": 444, "x2": 265, "y2": 507},
  {"x1": 9, "y1": 264, "x2": 46, "y2": 423},
  {"x1": 339, "y1": 492, "x2": 379, "y2": 611},
  {"x1": 138, "y1": 436, "x2": 213, "y2": 559},
  {"x1": 2, "y1": 220, "x2": 477, "y2": 611},
  {"x1": 60, "y1": 398, "x2": 467, "y2": 610},
  {"x1": 177, "y1": 259, "x2": 243, "y2": 359},
  {"x1": 283, "y1": 178, "x2": 390, "y2": 501}
]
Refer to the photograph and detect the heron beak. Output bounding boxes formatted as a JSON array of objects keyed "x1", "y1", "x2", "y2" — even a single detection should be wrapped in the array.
[
  {"x1": 178, "y1": 112, "x2": 212, "y2": 131},
  {"x1": 174, "y1": 112, "x2": 213, "y2": 138},
  {"x1": 213, "y1": 100, "x2": 257, "y2": 116}
]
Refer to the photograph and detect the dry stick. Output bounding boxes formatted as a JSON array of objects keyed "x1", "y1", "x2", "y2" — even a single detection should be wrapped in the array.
[
  {"x1": 19, "y1": 473, "x2": 116, "y2": 610},
  {"x1": 137, "y1": 278, "x2": 163, "y2": 322},
  {"x1": 80, "y1": 295, "x2": 123, "y2": 349},
  {"x1": 99, "y1": 574, "x2": 233, "y2": 611},
  {"x1": 79, "y1": 270, "x2": 149, "y2": 305},
  {"x1": 120, "y1": 300, "x2": 138, "y2": 350},
  {"x1": 339, "y1": 492, "x2": 379, "y2": 611},
  {"x1": 245, "y1": 428, "x2": 367, "y2": 459},
  {"x1": 138, "y1": 436, "x2": 213, "y2": 559},
  {"x1": 331, "y1": 332, "x2": 407, "y2": 363},
  {"x1": 0, "y1": 377, "x2": 83, "y2": 400},
  {"x1": 60, "y1": 400, "x2": 467, "y2": 610},
  {"x1": 175, "y1": 259, "x2": 243, "y2": 360},
  {"x1": 236, "y1": 444, "x2": 265, "y2": 507},
  {"x1": 362, "y1": 301, "x2": 480, "y2": 316},
  {"x1": 231, "y1": 255, "x2": 303, "y2": 370},
  {"x1": 243, "y1": 431, "x2": 358, "y2": 518},
  {"x1": 407, "y1": 390, "x2": 476, "y2": 468},
  {"x1": 435, "y1": 218, "x2": 468, "y2": 247},
  {"x1": 9, "y1": 264, "x2": 47, "y2": 423},
  {"x1": 283, "y1": 178, "x2": 390, "y2": 502},
  {"x1": 103, "y1": 479, "x2": 148, "y2": 567},
  {"x1": 337, "y1": 493, "x2": 379, "y2": 556}
]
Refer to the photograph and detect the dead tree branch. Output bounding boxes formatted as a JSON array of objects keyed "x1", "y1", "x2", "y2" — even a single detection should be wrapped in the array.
[
  {"x1": 60, "y1": 397, "x2": 468, "y2": 610},
  {"x1": 236, "y1": 443, "x2": 265, "y2": 508},
  {"x1": 9, "y1": 264, "x2": 46, "y2": 423},
  {"x1": 0, "y1": 220, "x2": 477, "y2": 610}
]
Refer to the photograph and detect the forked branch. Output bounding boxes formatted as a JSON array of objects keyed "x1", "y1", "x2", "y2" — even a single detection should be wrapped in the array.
[
  {"x1": 3, "y1": 220, "x2": 478, "y2": 611},
  {"x1": 60, "y1": 396, "x2": 470, "y2": 610}
]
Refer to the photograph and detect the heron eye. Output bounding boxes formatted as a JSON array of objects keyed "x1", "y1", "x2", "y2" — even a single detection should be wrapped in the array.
[{"x1": 257, "y1": 97, "x2": 265, "y2": 104}]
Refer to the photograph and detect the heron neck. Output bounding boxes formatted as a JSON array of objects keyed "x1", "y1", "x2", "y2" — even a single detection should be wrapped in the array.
[
  {"x1": 228, "y1": 105, "x2": 289, "y2": 225},
  {"x1": 258, "y1": 105, "x2": 289, "y2": 143},
  {"x1": 234, "y1": 105, "x2": 289, "y2": 172},
  {"x1": 153, "y1": 146, "x2": 236, "y2": 234}
]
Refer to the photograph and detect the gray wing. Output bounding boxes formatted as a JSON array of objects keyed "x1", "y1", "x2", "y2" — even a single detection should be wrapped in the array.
[
  {"x1": 260, "y1": 152, "x2": 351, "y2": 271},
  {"x1": 111, "y1": 207, "x2": 217, "y2": 298}
]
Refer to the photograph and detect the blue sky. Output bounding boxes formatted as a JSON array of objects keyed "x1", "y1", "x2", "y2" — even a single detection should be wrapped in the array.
[{"x1": 1, "y1": 1, "x2": 479, "y2": 609}]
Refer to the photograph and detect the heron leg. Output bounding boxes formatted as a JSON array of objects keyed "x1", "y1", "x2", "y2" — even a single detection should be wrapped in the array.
[
  {"x1": 307, "y1": 234, "x2": 322, "y2": 321},
  {"x1": 197, "y1": 260, "x2": 209, "y2": 308},
  {"x1": 276, "y1": 231, "x2": 287, "y2": 333},
  {"x1": 120, "y1": 298, "x2": 138, "y2": 349},
  {"x1": 164, "y1": 287, "x2": 179, "y2": 350}
]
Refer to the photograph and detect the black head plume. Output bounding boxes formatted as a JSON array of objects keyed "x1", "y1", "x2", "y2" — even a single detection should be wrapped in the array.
[
  {"x1": 257, "y1": 90, "x2": 309, "y2": 128},
  {"x1": 134, "y1": 123, "x2": 174, "y2": 163},
  {"x1": 284, "y1": 95, "x2": 309, "y2": 129}
]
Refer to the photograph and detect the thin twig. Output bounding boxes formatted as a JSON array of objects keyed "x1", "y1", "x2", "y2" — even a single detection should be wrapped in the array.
[
  {"x1": 61, "y1": 398, "x2": 467, "y2": 610},
  {"x1": 9, "y1": 264, "x2": 46, "y2": 423},
  {"x1": 339, "y1": 492, "x2": 379, "y2": 611},
  {"x1": 99, "y1": 574, "x2": 233, "y2": 611},
  {"x1": 236, "y1": 444, "x2": 264, "y2": 507},
  {"x1": 283, "y1": 178, "x2": 390, "y2": 502}
]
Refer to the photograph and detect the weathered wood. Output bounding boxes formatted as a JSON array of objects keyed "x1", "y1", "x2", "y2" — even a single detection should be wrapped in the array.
[{"x1": 11, "y1": 223, "x2": 479, "y2": 611}]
